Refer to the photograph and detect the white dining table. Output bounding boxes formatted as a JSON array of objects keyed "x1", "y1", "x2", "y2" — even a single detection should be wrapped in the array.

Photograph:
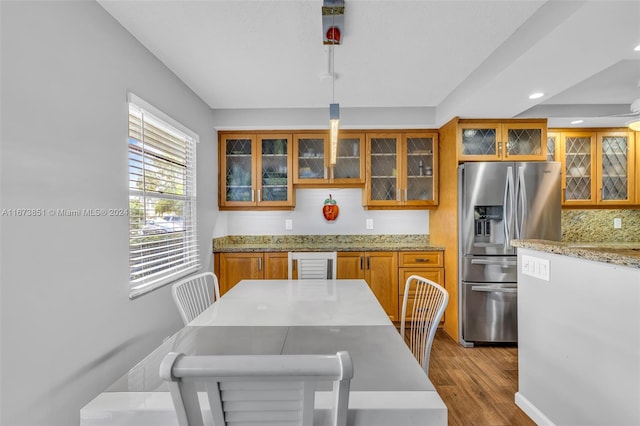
[{"x1": 81, "y1": 279, "x2": 447, "y2": 426}]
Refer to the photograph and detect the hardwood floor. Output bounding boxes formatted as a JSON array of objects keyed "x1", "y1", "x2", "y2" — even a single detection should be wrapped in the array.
[{"x1": 428, "y1": 329, "x2": 535, "y2": 426}]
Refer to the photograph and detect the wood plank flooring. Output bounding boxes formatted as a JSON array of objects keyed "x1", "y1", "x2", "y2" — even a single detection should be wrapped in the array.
[{"x1": 428, "y1": 329, "x2": 536, "y2": 426}]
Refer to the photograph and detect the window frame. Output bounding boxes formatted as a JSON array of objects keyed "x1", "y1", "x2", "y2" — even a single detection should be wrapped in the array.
[{"x1": 127, "y1": 93, "x2": 200, "y2": 299}]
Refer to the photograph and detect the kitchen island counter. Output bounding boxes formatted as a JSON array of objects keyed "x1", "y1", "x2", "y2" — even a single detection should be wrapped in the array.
[
  {"x1": 511, "y1": 239, "x2": 640, "y2": 269},
  {"x1": 214, "y1": 234, "x2": 444, "y2": 253},
  {"x1": 513, "y1": 241, "x2": 640, "y2": 425}
]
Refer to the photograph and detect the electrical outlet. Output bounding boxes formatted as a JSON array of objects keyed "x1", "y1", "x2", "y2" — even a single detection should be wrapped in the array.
[
  {"x1": 522, "y1": 254, "x2": 550, "y2": 281},
  {"x1": 366, "y1": 219, "x2": 374, "y2": 230},
  {"x1": 614, "y1": 218, "x2": 622, "y2": 229},
  {"x1": 285, "y1": 219, "x2": 293, "y2": 230}
]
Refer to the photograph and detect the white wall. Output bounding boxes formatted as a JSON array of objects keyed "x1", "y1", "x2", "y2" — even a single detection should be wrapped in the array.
[
  {"x1": 0, "y1": 2, "x2": 217, "y2": 425},
  {"x1": 215, "y1": 188, "x2": 429, "y2": 236}
]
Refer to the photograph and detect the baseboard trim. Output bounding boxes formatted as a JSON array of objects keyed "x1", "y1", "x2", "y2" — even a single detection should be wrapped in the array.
[{"x1": 515, "y1": 392, "x2": 555, "y2": 426}]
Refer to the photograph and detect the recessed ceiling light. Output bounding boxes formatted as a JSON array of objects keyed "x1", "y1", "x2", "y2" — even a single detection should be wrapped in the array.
[
  {"x1": 528, "y1": 92, "x2": 544, "y2": 100},
  {"x1": 571, "y1": 120, "x2": 584, "y2": 124},
  {"x1": 634, "y1": 44, "x2": 640, "y2": 52}
]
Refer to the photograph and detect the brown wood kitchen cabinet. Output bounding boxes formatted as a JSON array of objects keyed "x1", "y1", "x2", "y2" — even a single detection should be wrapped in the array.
[
  {"x1": 293, "y1": 131, "x2": 365, "y2": 186},
  {"x1": 337, "y1": 251, "x2": 399, "y2": 321},
  {"x1": 557, "y1": 129, "x2": 635, "y2": 206},
  {"x1": 214, "y1": 252, "x2": 288, "y2": 295},
  {"x1": 219, "y1": 132, "x2": 294, "y2": 210},
  {"x1": 457, "y1": 119, "x2": 547, "y2": 161},
  {"x1": 398, "y1": 251, "x2": 444, "y2": 324},
  {"x1": 364, "y1": 131, "x2": 439, "y2": 209}
]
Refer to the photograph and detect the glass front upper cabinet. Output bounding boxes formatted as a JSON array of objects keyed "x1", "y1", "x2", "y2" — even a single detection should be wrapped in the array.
[
  {"x1": 560, "y1": 130, "x2": 635, "y2": 206},
  {"x1": 458, "y1": 120, "x2": 547, "y2": 161},
  {"x1": 596, "y1": 131, "x2": 635, "y2": 205},
  {"x1": 365, "y1": 132, "x2": 438, "y2": 208},
  {"x1": 219, "y1": 133, "x2": 293, "y2": 209},
  {"x1": 293, "y1": 132, "x2": 364, "y2": 186}
]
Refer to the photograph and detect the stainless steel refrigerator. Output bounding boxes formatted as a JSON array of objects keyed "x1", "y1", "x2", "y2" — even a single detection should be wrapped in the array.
[{"x1": 458, "y1": 161, "x2": 561, "y2": 346}]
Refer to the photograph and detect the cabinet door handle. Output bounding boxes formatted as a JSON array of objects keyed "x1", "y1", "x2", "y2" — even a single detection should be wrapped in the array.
[
  {"x1": 258, "y1": 257, "x2": 262, "y2": 271},
  {"x1": 366, "y1": 257, "x2": 370, "y2": 270},
  {"x1": 257, "y1": 189, "x2": 261, "y2": 202},
  {"x1": 404, "y1": 188, "x2": 408, "y2": 202},
  {"x1": 324, "y1": 166, "x2": 328, "y2": 179},
  {"x1": 498, "y1": 142, "x2": 503, "y2": 159},
  {"x1": 414, "y1": 258, "x2": 430, "y2": 263},
  {"x1": 251, "y1": 189, "x2": 255, "y2": 202},
  {"x1": 359, "y1": 256, "x2": 364, "y2": 270}
]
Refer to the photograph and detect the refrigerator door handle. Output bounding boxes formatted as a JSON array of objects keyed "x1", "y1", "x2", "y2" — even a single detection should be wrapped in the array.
[
  {"x1": 515, "y1": 166, "x2": 527, "y2": 238},
  {"x1": 503, "y1": 166, "x2": 514, "y2": 250},
  {"x1": 471, "y1": 285, "x2": 518, "y2": 293},
  {"x1": 470, "y1": 258, "x2": 517, "y2": 266}
]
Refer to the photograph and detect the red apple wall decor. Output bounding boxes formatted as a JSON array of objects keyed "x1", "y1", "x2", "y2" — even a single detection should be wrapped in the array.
[{"x1": 322, "y1": 194, "x2": 339, "y2": 221}]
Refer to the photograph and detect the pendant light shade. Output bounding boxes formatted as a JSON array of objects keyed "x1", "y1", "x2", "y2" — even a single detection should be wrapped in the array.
[{"x1": 329, "y1": 103, "x2": 340, "y2": 165}]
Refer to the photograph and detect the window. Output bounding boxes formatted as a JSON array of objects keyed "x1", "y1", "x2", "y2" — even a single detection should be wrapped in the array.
[{"x1": 128, "y1": 94, "x2": 199, "y2": 298}]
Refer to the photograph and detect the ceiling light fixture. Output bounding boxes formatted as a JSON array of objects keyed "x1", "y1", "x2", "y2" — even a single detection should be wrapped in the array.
[
  {"x1": 322, "y1": 0, "x2": 344, "y2": 165},
  {"x1": 634, "y1": 44, "x2": 640, "y2": 52},
  {"x1": 627, "y1": 82, "x2": 640, "y2": 131},
  {"x1": 570, "y1": 120, "x2": 584, "y2": 124},
  {"x1": 528, "y1": 92, "x2": 544, "y2": 100}
]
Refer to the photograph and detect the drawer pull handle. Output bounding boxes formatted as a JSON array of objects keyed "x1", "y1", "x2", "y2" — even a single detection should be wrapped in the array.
[{"x1": 415, "y1": 258, "x2": 430, "y2": 263}]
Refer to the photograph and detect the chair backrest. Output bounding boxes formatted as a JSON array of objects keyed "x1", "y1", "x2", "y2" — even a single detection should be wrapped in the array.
[
  {"x1": 171, "y1": 272, "x2": 221, "y2": 325},
  {"x1": 160, "y1": 351, "x2": 353, "y2": 426},
  {"x1": 399, "y1": 274, "x2": 449, "y2": 376},
  {"x1": 288, "y1": 251, "x2": 338, "y2": 280}
]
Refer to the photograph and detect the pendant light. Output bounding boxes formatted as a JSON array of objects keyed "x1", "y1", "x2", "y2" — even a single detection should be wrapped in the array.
[
  {"x1": 323, "y1": 0, "x2": 344, "y2": 165},
  {"x1": 329, "y1": 46, "x2": 340, "y2": 165}
]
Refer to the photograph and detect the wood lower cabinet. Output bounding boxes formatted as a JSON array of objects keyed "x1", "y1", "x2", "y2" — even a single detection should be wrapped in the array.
[
  {"x1": 214, "y1": 252, "x2": 288, "y2": 295},
  {"x1": 215, "y1": 249, "x2": 445, "y2": 323},
  {"x1": 337, "y1": 251, "x2": 399, "y2": 321},
  {"x1": 398, "y1": 251, "x2": 444, "y2": 324}
]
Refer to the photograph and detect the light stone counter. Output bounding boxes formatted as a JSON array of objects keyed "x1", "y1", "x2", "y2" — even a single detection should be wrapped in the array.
[
  {"x1": 512, "y1": 239, "x2": 640, "y2": 269},
  {"x1": 213, "y1": 234, "x2": 444, "y2": 253}
]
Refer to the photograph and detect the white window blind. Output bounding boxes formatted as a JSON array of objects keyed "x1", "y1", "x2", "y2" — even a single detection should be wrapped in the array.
[{"x1": 128, "y1": 97, "x2": 199, "y2": 299}]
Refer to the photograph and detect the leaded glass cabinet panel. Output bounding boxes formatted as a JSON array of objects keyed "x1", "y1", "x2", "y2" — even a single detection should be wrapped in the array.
[
  {"x1": 219, "y1": 133, "x2": 293, "y2": 209},
  {"x1": 560, "y1": 132, "x2": 597, "y2": 205},
  {"x1": 367, "y1": 134, "x2": 400, "y2": 205},
  {"x1": 293, "y1": 132, "x2": 365, "y2": 186},
  {"x1": 547, "y1": 132, "x2": 559, "y2": 161},
  {"x1": 365, "y1": 132, "x2": 438, "y2": 208},
  {"x1": 596, "y1": 131, "x2": 635, "y2": 205},
  {"x1": 404, "y1": 134, "x2": 437, "y2": 205},
  {"x1": 221, "y1": 134, "x2": 255, "y2": 206},
  {"x1": 258, "y1": 135, "x2": 292, "y2": 205},
  {"x1": 458, "y1": 120, "x2": 546, "y2": 161}
]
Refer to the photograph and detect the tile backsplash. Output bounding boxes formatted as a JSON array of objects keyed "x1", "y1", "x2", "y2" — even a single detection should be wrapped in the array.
[{"x1": 562, "y1": 209, "x2": 640, "y2": 242}]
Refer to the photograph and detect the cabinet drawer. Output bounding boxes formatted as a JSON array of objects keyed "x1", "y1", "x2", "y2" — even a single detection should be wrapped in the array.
[
  {"x1": 399, "y1": 269, "x2": 444, "y2": 295},
  {"x1": 399, "y1": 251, "x2": 443, "y2": 267}
]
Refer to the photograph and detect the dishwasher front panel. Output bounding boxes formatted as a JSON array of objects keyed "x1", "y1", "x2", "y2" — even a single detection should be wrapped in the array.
[{"x1": 461, "y1": 281, "x2": 518, "y2": 343}]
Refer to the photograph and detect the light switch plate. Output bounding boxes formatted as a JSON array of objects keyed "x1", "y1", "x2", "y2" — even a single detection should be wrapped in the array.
[
  {"x1": 614, "y1": 218, "x2": 622, "y2": 229},
  {"x1": 366, "y1": 219, "x2": 374, "y2": 230},
  {"x1": 522, "y1": 254, "x2": 550, "y2": 281},
  {"x1": 285, "y1": 219, "x2": 293, "y2": 230}
]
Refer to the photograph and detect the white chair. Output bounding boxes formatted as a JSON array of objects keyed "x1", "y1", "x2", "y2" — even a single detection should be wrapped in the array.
[
  {"x1": 171, "y1": 272, "x2": 221, "y2": 325},
  {"x1": 400, "y1": 274, "x2": 449, "y2": 376},
  {"x1": 160, "y1": 350, "x2": 353, "y2": 426},
  {"x1": 288, "y1": 251, "x2": 337, "y2": 280}
]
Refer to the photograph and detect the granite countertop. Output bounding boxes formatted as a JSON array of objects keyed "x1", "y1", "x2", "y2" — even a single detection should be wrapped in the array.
[
  {"x1": 213, "y1": 234, "x2": 444, "y2": 253},
  {"x1": 512, "y1": 239, "x2": 640, "y2": 269}
]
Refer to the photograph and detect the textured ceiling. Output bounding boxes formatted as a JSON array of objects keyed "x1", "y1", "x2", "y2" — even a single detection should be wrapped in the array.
[{"x1": 99, "y1": 0, "x2": 640, "y2": 128}]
